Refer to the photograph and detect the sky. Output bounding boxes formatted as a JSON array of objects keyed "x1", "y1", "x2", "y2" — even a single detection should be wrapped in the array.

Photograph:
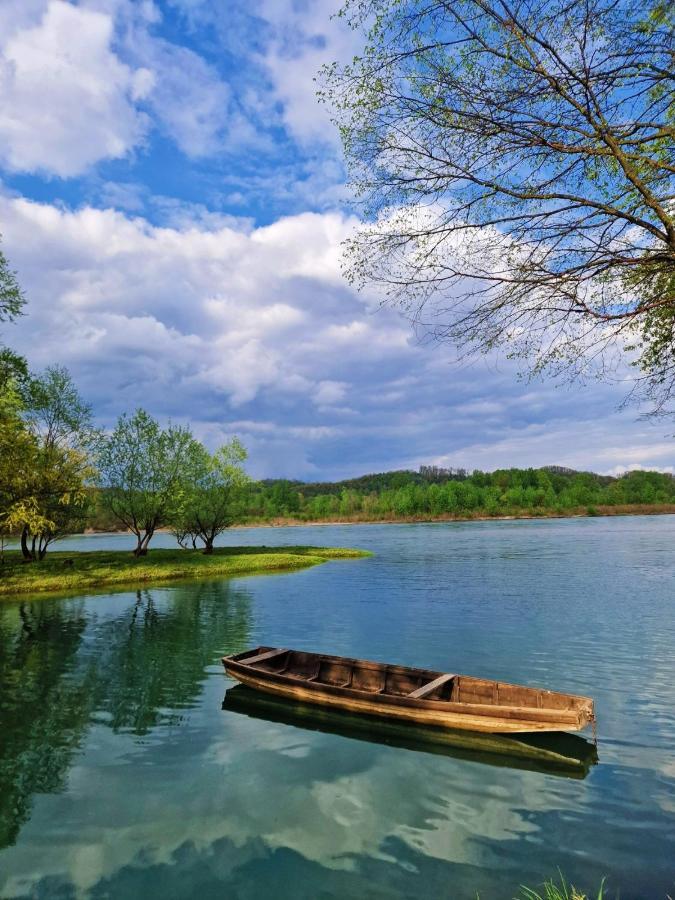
[{"x1": 0, "y1": 0, "x2": 672, "y2": 480}]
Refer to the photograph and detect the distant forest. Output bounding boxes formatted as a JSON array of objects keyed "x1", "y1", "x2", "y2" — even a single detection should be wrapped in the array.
[{"x1": 86, "y1": 465, "x2": 675, "y2": 531}]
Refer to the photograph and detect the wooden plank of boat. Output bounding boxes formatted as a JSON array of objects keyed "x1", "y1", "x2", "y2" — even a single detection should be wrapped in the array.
[{"x1": 221, "y1": 647, "x2": 595, "y2": 735}]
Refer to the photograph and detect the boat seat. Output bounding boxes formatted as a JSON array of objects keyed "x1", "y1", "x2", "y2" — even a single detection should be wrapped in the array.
[
  {"x1": 244, "y1": 648, "x2": 288, "y2": 667},
  {"x1": 408, "y1": 673, "x2": 456, "y2": 699},
  {"x1": 305, "y1": 662, "x2": 322, "y2": 682}
]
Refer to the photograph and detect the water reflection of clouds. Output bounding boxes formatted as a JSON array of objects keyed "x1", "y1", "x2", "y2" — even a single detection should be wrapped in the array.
[{"x1": 2, "y1": 692, "x2": 582, "y2": 900}]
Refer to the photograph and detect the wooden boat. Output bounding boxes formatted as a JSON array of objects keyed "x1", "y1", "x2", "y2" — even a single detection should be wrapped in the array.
[
  {"x1": 222, "y1": 647, "x2": 595, "y2": 735},
  {"x1": 223, "y1": 685, "x2": 598, "y2": 778}
]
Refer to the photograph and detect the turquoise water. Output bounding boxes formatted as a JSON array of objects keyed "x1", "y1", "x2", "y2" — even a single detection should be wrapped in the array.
[{"x1": 0, "y1": 517, "x2": 674, "y2": 898}]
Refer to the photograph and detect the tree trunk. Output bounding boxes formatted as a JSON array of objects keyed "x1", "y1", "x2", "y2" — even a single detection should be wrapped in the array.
[
  {"x1": 38, "y1": 534, "x2": 49, "y2": 561},
  {"x1": 20, "y1": 526, "x2": 34, "y2": 562},
  {"x1": 203, "y1": 538, "x2": 214, "y2": 554},
  {"x1": 134, "y1": 530, "x2": 154, "y2": 557}
]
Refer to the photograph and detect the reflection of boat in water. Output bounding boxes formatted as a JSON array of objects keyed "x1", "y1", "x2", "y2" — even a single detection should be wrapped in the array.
[
  {"x1": 222, "y1": 685, "x2": 598, "y2": 779},
  {"x1": 222, "y1": 647, "x2": 595, "y2": 734}
]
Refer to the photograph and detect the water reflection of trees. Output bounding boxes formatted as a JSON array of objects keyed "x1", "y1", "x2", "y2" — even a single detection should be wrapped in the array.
[
  {"x1": 0, "y1": 580, "x2": 251, "y2": 849},
  {"x1": 0, "y1": 599, "x2": 92, "y2": 847},
  {"x1": 90, "y1": 583, "x2": 251, "y2": 733}
]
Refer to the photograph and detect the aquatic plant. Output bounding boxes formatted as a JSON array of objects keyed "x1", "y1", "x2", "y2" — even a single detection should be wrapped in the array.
[{"x1": 515, "y1": 873, "x2": 605, "y2": 900}]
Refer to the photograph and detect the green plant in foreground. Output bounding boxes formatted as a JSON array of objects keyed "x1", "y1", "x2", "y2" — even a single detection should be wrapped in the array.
[{"x1": 515, "y1": 873, "x2": 605, "y2": 900}]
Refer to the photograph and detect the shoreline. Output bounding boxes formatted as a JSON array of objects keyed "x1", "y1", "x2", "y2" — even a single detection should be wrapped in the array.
[
  {"x1": 0, "y1": 546, "x2": 371, "y2": 599},
  {"x1": 78, "y1": 504, "x2": 675, "y2": 535},
  {"x1": 235, "y1": 504, "x2": 675, "y2": 528}
]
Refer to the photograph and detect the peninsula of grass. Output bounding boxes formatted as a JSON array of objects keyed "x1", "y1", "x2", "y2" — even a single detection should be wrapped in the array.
[{"x1": 0, "y1": 545, "x2": 372, "y2": 598}]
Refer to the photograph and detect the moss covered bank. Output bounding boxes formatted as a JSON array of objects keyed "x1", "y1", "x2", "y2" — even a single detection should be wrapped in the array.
[{"x1": 0, "y1": 546, "x2": 371, "y2": 598}]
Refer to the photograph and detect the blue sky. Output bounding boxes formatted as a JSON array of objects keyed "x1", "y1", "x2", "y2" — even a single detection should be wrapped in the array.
[{"x1": 0, "y1": 0, "x2": 672, "y2": 479}]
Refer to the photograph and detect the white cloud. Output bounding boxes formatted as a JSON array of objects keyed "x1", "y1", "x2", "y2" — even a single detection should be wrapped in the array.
[
  {"x1": 2, "y1": 192, "x2": 673, "y2": 479},
  {"x1": 123, "y1": 30, "x2": 232, "y2": 158},
  {"x1": 255, "y1": 0, "x2": 356, "y2": 148},
  {"x1": 0, "y1": 0, "x2": 243, "y2": 177},
  {"x1": 0, "y1": 1, "x2": 152, "y2": 176}
]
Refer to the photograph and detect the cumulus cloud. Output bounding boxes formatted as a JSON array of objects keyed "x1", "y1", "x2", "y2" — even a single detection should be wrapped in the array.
[
  {"x1": 0, "y1": 0, "x2": 353, "y2": 219},
  {"x1": 0, "y1": 0, "x2": 245, "y2": 177},
  {"x1": 2, "y1": 192, "x2": 671, "y2": 479},
  {"x1": 0, "y1": 1, "x2": 152, "y2": 176},
  {"x1": 123, "y1": 30, "x2": 233, "y2": 158},
  {"x1": 254, "y1": 0, "x2": 355, "y2": 148}
]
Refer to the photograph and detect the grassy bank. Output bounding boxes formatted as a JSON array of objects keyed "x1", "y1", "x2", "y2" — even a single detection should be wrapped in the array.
[{"x1": 0, "y1": 546, "x2": 371, "y2": 598}]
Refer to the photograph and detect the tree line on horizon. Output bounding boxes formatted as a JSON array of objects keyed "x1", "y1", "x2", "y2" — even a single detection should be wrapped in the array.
[
  {"x1": 84, "y1": 464, "x2": 675, "y2": 531},
  {"x1": 234, "y1": 465, "x2": 675, "y2": 521}
]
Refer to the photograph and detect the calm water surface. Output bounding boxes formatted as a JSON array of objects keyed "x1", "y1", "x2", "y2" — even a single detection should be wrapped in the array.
[{"x1": 0, "y1": 517, "x2": 674, "y2": 898}]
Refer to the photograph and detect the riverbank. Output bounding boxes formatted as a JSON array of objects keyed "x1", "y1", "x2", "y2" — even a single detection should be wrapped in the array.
[
  {"x1": 232, "y1": 503, "x2": 675, "y2": 528},
  {"x1": 0, "y1": 546, "x2": 371, "y2": 598},
  {"x1": 80, "y1": 503, "x2": 675, "y2": 534}
]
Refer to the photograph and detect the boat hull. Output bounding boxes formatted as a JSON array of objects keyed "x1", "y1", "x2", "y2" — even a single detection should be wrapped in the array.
[{"x1": 223, "y1": 651, "x2": 594, "y2": 735}]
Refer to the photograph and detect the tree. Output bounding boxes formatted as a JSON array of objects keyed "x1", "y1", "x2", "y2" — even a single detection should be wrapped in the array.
[
  {"x1": 0, "y1": 392, "x2": 46, "y2": 561},
  {"x1": 322, "y1": 0, "x2": 675, "y2": 410},
  {"x1": 0, "y1": 238, "x2": 27, "y2": 400},
  {"x1": 0, "y1": 239, "x2": 25, "y2": 326},
  {"x1": 170, "y1": 438, "x2": 249, "y2": 553},
  {"x1": 16, "y1": 366, "x2": 98, "y2": 560},
  {"x1": 98, "y1": 410, "x2": 201, "y2": 556},
  {"x1": 0, "y1": 348, "x2": 28, "y2": 395}
]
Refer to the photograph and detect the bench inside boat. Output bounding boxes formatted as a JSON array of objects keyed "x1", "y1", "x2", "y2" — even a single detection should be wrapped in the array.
[{"x1": 225, "y1": 647, "x2": 591, "y2": 715}]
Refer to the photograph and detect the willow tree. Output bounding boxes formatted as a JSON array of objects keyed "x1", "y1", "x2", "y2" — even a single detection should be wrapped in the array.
[
  {"x1": 171, "y1": 438, "x2": 249, "y2": 554},
  {"x1": 0, "y1": 388, "x2": 47, "y2": 560},
  {"x1": 98, "y1": 410, "x2": 202, "y2": 556},
  {"x1": 322, "y1": 0, "x2": 675, "y2": 409},
  {"x1": 16, "y1": 366, "x2": 99, "y2": 559}
]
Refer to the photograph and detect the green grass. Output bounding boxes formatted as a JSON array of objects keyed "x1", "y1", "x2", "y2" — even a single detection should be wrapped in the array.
[
  {"x1": 513, "y1": 874, "x2": 606, "y2": 900},
  {"x1": 0, "y1": 545, "x2": 372, "y2": 598}
]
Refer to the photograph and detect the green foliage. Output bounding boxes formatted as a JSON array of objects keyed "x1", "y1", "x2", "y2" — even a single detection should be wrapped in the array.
[
  {"x1": 0, "y1": 385, "x2": 42, "y2": 555},
  {"x1": 0, "y1": 239, "x2": 26, "y2": 324},
  {"x1": 98, "y1": 409, "x2": 202, "y2": 556},
  {"x1": 0, "y1": 348, "x2": 28, "y2": 394},
  {"x1": 239, "y1": 466, "x2": 675, "y2": 522},
  {"x1": 22, "y1": 365, "x2": 98, "y2": 453},
  {"x1": 13, "y1": 366, "x2": 98, "y2": 560},
  {"x1": 171, "y1": 437, "x2": 250, "y2": 552},
  {"x1": 514, "y1": 872, "x2": 605, "y2": 900}
]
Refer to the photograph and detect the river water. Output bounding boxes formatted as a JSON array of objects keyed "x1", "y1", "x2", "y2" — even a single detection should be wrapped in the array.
[{"x1": 0, "y1": 517, "x2": 673, "y2": 898}]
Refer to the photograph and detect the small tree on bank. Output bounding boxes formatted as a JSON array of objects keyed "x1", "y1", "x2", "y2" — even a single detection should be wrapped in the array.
[
  {"x1": 171, "y1": 438, "x2": 249, "y2": 553},
  {"x1": 98, "y1": 410, "x2": 202, "y2": 556},
  {"x1": 0, "y1": 366, "x2": 95, "y2": 561},
  {"x1": 0, "y1": 386, "x2": 45, "y2": 560},
  {"x1": 18, "y1": 366, "x2": 98, "y2": 560}
]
